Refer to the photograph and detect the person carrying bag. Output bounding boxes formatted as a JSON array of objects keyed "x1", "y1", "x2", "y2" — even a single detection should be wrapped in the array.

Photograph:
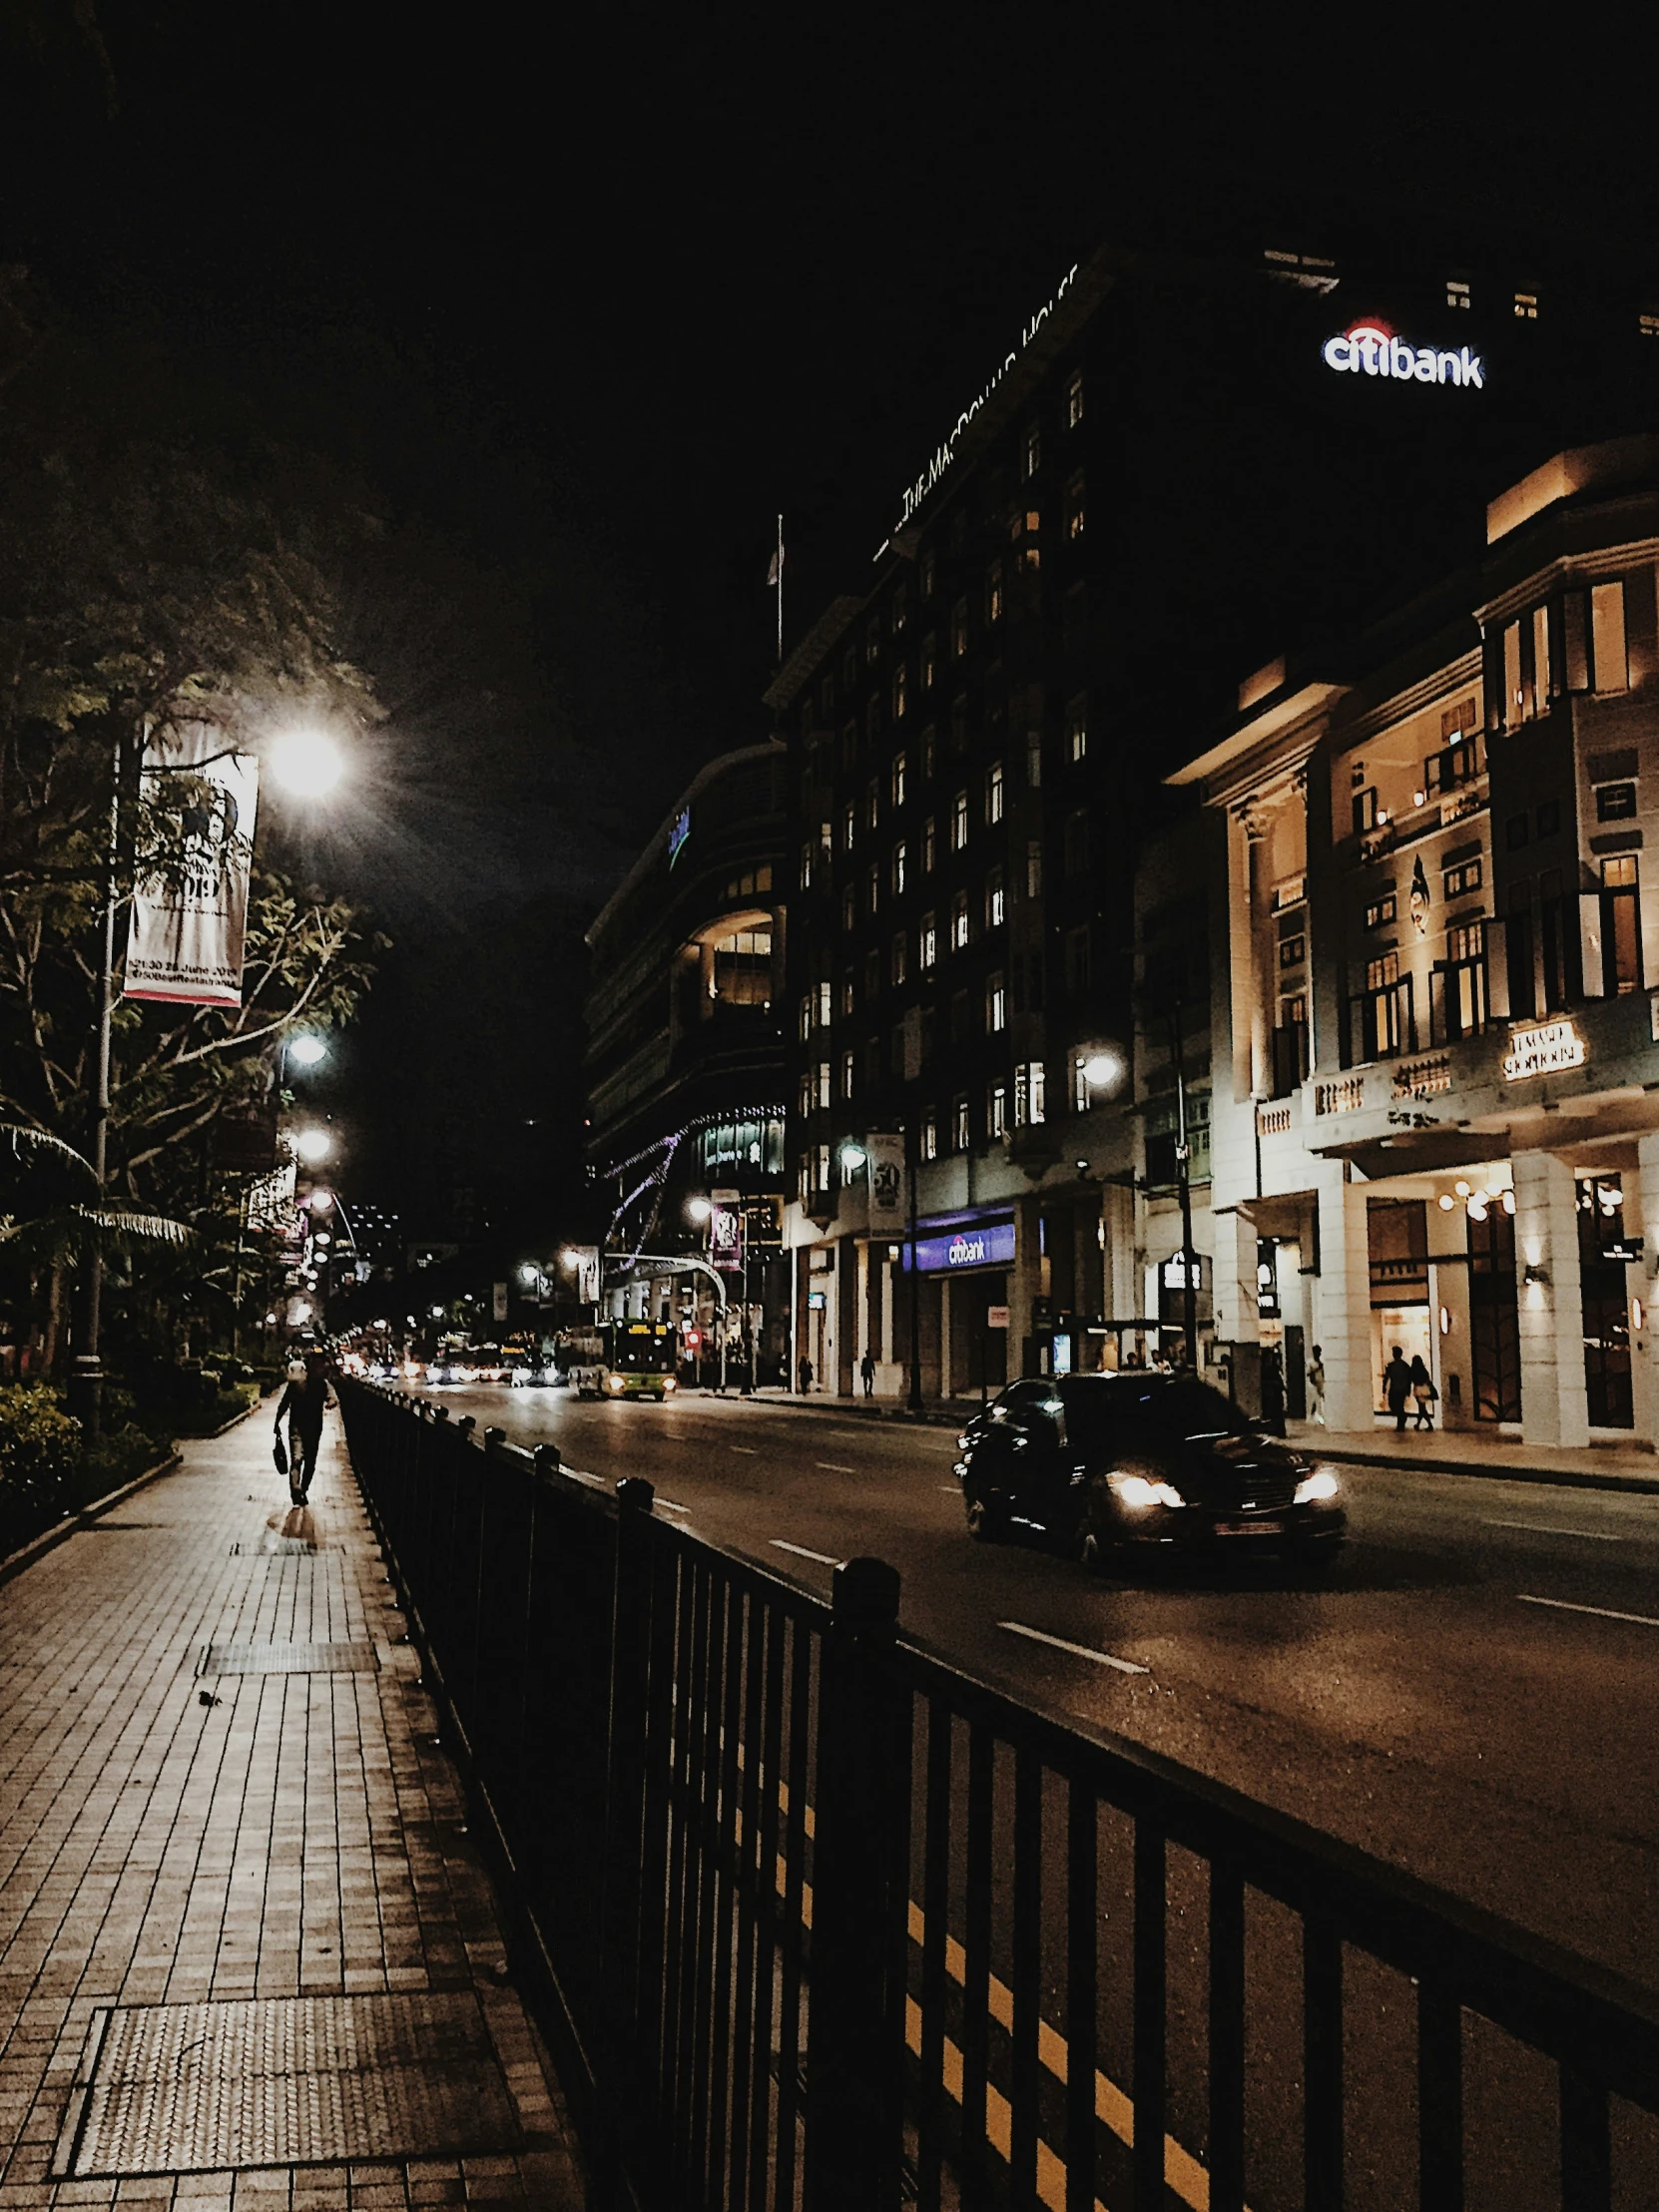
[{"x1": 1408, "y1": 1354, "x2": 1438, "y2": 1430}]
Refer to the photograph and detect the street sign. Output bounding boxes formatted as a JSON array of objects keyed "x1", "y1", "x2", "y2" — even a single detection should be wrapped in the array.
[{"x1": 986, "y1": 1305, "x2": 1010, "y2": 1329}]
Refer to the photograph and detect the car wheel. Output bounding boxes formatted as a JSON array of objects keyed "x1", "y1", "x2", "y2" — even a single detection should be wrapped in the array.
[{"x1": 965, "y1": 1492, "x2": 1007, "y2": 1543}]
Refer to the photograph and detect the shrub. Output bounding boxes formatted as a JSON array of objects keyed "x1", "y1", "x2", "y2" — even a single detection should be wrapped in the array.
[
  {"x1": 77, "y1": 1422, "x2": 162, "y2": 1504},
  {"x1": 0, "y1": 1384, "x2": 82, "y2": 1552}
]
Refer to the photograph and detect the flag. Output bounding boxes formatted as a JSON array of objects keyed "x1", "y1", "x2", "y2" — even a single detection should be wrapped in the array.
[
  {"x1": 767, "y1": 542, "x2": 786, "y2": 587},
  {"x1": 864, "y1": 1133, "x2": 905, "y2": 1226},
  {"x1": 124, "y1": 720, "x2": 259, "y2": 1008}
]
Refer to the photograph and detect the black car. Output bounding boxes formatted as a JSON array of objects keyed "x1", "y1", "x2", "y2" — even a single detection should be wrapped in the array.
[{"x1": 956, "y1": 1373, "x2": 1346, "y2": 1567}]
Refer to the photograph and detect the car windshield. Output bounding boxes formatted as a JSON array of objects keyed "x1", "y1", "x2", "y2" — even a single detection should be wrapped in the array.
[{"x1": 1062, "y1": 1378, "x2": 1251, "y2": 1447}]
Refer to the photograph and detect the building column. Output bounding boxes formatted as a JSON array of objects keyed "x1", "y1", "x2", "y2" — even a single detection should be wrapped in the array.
[
  {"x1": 1102, "y1": 1181, "x2": 1136, "y2": 1321},
  {"x1": 879, "y1": 1254, "x2": 894, "y2": 1366},
  {"x1": 1514, "y1": 1149, "x2": 1589, "y2": 1448},
  {"x1": 939, "y1": 1276, "x2": 953, "y2": 1400},
  {"x1": 1009, "y1": 1194, "x2": 1042, "y2": 1374},
  {"x1": 1315, "y1": 1164, "x2": 1374, "y2": 1432},
  {"x1": 1212, "y1": 1208, "x2": 1261, "y2": 1353},
  {"x1": 854, "y1": 1240, "x2": 869, "y2": 1372},
  {"x1": 1635, "y1": 1132, "x2": 1659, "y2": 1449}
]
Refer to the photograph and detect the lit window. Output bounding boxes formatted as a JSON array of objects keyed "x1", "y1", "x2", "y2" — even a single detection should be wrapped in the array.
[
  {"x1": 920, "y1": 549, "x2": 936, "y2": 598},
  {"x1": 865, "y1": 780, "x2": 879, "y2": 831},
  {"x1": 951, "y1": 599, "x2": 969, "y2": 658},
  {"x1": 1446, "y1": 277, "x2": 1470, "y2": 311},
  {"x1": 987, "y1": 561, "x2": 1003, "y2": 624},
  {"x1": 921, "y1": 1112, "x2": 938, "y2": 1161},
  {"x1": 817, "y1": 1060, "x2": 831, "y2": 1110},
  {"x1": 987, "y1": 868, "x2": 1005, "y2": 928},
  {"x1": 709, "y1": 926, "x2": 772, "y2": 1005},
  {"x1": 891, "y1": 586, "x2": 908, "y2": 635},
  {"x1": 818, "y1": 980, "x2": 831, "y2": 1027},
  {"x1": 892, "y1": 840, "x2": 907, "y2": 895},
  {"x1": 951, "y1": 890, "x2": 969, "y2": 950},
  {"x1": 866, "y1": 863, "x2": 880, "y2": 917},
  {"x1": 919, "y1": 911, "x2": 937, "y2": 970},
  {"x1": 843, "y1": 804, "x2": 855, "y2": 852},
  {"x1": 1022, "y1": 421, "x2": 1041, "y2": 479},
  {"x1": 1514, "y1": 290, "x2": 1538, "y2": 320},
  {"x1": 987, "y1": 971, "x2": 1006, "y2": 1032},
  {"x1": 1067, "y1": 695, "x2": 1088, "y2": 763},
  {"x1": 892, "y1": 752, "x2": 907, "y2": 808},
  {"x1": 1029, "y1": 1061, "x2": 1047, "y2": 1122},
  {"x1": 921, "y1": 633, "x2": 937, "y2": 692},
  {"x1": 1442, "y1": 857, "x2": 1483, "y2": 900},
  {"x1": 817, "y1": 1143, "x2": 830, "y2": 1193},
  {"x1": 953, "y1": 1095, "x2": 970, "y2": 1151},
  {"x1": 952, "y1": 789, "x2": 969, "y2": 850},
  {"x1": 799, "y1": 841, "x2": 814, "y2": 891},
  {"x1": 1596, "y1": 782, "x2": 1637, "y2": 822},
  {"x1": 797, "y1": 1073, "x2": 812, "y2": 1119},
  {"x1": 891, "y1": 931, "x2": 908, "y2": 987},
  {"x1": 986, "y1": 761, "x2": 1004, "y2": 825},
  {"x1": 840, "y1": 1050, "x2": 855, "y2": 1101},
  {"x1": 1066, "y1": 471, "x2": 1085, "y2": 539},
  {"x1": 1066, "y1": 371, "x2": 1084, "y2": 429},
  {"x1": 1642, "y1": 312, "x2": 1659, "y2": 340},
  {"x1": 988, "y1": 1083, "x2": 1007, "y2": 1138},
  {"x1": 799, "y1": 994, "x2": 815, "y2": 1042},
  {"x1": 892, "y1": 663, "x2": 908, "y2": 721},
  {"x1": 922, "y1": 817, "x2": 936, "y2": 871},
  {"x1": 866, "y1": 617, "x2": 881, "y2": 664},
  {"x1": 1364, "y1": 892, "x2": 1396, "y2": 930},
  {"x1": 840, "y1": 972, "x2": 855, "y2": 1018}
]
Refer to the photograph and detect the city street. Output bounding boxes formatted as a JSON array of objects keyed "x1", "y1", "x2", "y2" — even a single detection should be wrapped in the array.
[{"x1": 407, "y1": 1382, "x2": 1659, "y2": 1995}]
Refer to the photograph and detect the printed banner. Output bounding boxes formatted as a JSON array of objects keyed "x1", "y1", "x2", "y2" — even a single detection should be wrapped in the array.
[
  {"x1": 710, "y1": 1202, "x2": 744, "y2": 1272},
  {"x1": 124, "y1": 721, "x2": 259, "y2": 1007},
  {"x1": 568, "y1": 1247, "x2": 601, "y2": 1304},
  {"x1": 865, "y1": 1132, "x2": 905, "y2": 1226}
]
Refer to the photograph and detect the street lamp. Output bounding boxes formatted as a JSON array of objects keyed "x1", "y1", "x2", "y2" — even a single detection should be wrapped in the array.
[
  {"x1": 287, "y1": 1033, "x2": 328, "y2": 1068},
  {"x1": 686, "y1": 1196, "x2": 712, "y2": 1224},
  {"x1": 292, "y1": 1128, "x2": 332, "y2": 1164},
  {"x1": 269, "y1": 730, "x2": 344, "y2": 798},
  {"x1": 1081, "y1": 1050, "x2": 1124, "y2": 1090},
  {"x1": 839, "y1": 1134, "x2": 921, "y2": 1414}
]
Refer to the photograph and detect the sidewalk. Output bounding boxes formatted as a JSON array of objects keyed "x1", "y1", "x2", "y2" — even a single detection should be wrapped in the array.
[{"x1": 0, "y1": 1410, "x2": 585, "y2": 2209}]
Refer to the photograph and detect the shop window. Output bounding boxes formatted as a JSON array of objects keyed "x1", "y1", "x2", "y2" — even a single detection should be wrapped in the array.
[
  {"x1": 1596, "y1": 782, "x2": 1637, "y2": 822},
  {"x1": 1577, "y1": 1175, "x2": 1634, "y2": 1426}
]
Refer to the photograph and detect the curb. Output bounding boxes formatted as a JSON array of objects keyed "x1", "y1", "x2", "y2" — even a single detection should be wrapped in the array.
[
  {"x1": 0, "y1": 1448, "x2": 183, "y2": 1590},
  {"x1": 1316, "y1": 1443, "x2": 1659, "y2": 1498}
]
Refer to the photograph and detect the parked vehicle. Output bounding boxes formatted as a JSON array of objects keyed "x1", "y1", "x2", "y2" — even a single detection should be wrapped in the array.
[{"x1": 956, "y1": 1373, "x2": 1345, "y2": 1567}]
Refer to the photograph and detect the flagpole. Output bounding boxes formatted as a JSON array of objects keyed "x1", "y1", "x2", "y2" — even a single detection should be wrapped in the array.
[{"x1": 776, "y1": 511, "x2": 784, "y2": 665}]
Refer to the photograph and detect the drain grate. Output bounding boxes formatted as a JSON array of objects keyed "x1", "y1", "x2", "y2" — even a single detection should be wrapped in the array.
[
  {"x1": 55, "y1": 1990, "x2": 521, "y2": 2176},
  {"x1": 200, "y1": 1641, "x2": 376, "y2": 1676}
]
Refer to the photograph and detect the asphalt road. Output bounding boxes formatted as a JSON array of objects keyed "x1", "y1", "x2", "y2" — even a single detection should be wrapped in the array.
[{"x1": 404, "y1": 1380, "x2": 1659, "y2": 2000}]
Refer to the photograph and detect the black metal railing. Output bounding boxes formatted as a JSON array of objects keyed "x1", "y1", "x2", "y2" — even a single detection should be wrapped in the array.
[{"x1": 338, "y1": 1382, "x2": 1659, "y2": 2212}]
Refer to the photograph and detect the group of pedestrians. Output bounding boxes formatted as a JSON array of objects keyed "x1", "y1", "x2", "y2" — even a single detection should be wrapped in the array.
[{"x1": 1261, "y1": 1341, "x2": 1435, "y2": 1435}]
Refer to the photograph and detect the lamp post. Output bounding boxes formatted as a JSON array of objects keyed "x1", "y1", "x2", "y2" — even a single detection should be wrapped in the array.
[
  {"x1": 1167, "y1": 1007, "x2": 1200, "y2": 1371},
  {"x1": 840, "y1": 1136, "x2": 924, "y2": 1415}
]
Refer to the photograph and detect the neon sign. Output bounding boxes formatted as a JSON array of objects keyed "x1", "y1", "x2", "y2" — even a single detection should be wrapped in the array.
[
  {"x1": 1502, "y1": 1019, "x2": 1585, "y2": 1081},
  {"x1": 881, "y1": 265, "x2": 1081, "y2": 547},
  {"x1": 1322, "y1": 320, "x2": 1485, "y2": 390},
  {"x1": 668, "y1": 806, "x2": 691, "y2": 867}
]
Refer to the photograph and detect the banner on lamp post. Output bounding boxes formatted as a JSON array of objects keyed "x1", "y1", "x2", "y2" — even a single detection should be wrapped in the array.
[
  {"x1": 124, "y1": 721, "x2": 259, "y2": 1008},
  {"x1": 865, "y1": 1132, "x2": 905, "y2": 1227},
  {"x1": 710, "y1": 1200, "x2": 744, "y2": 1272}
]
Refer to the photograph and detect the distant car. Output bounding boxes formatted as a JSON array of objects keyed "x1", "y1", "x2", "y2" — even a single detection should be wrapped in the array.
[
  {"x1": 955, "y1": 1373, "x2": 1345, "y2": 1568},
  {"x1": 509, "y1": 1362, "x2": 563, "y2": 1386}
]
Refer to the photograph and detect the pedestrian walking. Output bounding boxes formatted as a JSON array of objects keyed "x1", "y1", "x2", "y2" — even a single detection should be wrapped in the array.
[
  {"x1": 1383, "y1": 1345, "x2": 1413, "y2": 1432},
  {"x1": 1260, "y1": 1344, "x2": 1287, "y2": 1436},
  {"x1": 859, "y1": 1350, "x2": 875, "y2": 1398},
  {"x1": 1409, "y1": 1354, "x2": 1438, "y2": 1429},
  {"x1": 1307, "y1": 1343, "x2": 1327, "y2": 1424},
  {"x1": 797, "y1": 1355, "x2": 814, "y2": 1395},
  {"x1": 275, "y1": 1347, "x2": 333, "y2": 1501}
]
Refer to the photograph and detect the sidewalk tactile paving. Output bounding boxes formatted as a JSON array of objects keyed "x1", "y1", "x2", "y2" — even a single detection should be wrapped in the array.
[
  {"x1": 60, "y1": 1992, "x2": 518, "y2": 2177},
  {"x1": 199, "y1": 1647, "x2": 377, "y2": 1679},
  {"x1": 0, "y1": 1411, "x2": 585, "y2": 2207}
]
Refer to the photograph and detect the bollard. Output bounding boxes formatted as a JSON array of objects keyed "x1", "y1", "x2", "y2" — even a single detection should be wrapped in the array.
[
  {"x1": 533, "y1": 1442, "x2": 562, "y2": 1477},
  {"x1": 483, "y1": 1426, "x2": 506, "y2": 1448},
  {"x1": 804, "y1": 1555, "x2": 907, "y2": 2212}
]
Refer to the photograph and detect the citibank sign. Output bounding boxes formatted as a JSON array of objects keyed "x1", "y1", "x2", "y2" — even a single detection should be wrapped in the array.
[{"x1": 1322, "y1": 321, "x2": 1485, "y2": 390}]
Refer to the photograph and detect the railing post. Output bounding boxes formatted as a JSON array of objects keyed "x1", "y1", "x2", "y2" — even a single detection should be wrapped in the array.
[{"x1": 804, "y1": 1554, "x2": 906, "y2": 2212}]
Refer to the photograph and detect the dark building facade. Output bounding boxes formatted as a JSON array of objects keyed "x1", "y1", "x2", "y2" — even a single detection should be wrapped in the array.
[
  {"x1": 584, "y1": 743, "x2": 791, "y2": 1380},
  {"x1": 769, "y1": 238, "x2": 1659, "y2": 1398}
]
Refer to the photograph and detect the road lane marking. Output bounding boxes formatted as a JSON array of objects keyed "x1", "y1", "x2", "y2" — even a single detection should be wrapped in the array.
[
  {"x1": 996, "y1": 1621, "x2": 1149, "y2": 1676},
  {"x1": 1517, "y1": 1593, "x2": 1659, "y2": 1628},
  {"x1": 816, "y1": 1461, "x2": 857, "y2": 1473},
  {"x1": 1487, "y1": 1519, "x2": 1625, "y2": 1541},
  {"x1": 770, "y1": 1540, "x2": 841, "y2": 1567},
  {"x1": 731, "y1": 1445, "x2": 758, "y2": 1455},
  {"x1": 940, "y1": 1484, "x2": 962, "y2": 1492}
]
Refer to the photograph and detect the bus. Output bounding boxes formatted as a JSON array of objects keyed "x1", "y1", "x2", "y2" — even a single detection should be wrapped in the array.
[{"x1": 567, "y1": 1321, "x2": 679, "y2": 1401}]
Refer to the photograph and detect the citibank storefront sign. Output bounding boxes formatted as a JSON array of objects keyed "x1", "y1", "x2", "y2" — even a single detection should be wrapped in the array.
[
  {"x1": 901, "y1": 1218, "x2": 1016, "y2": 1274},
  {"x1": 1322, "y1": 321, "x2": 1485, "y2": 390}
]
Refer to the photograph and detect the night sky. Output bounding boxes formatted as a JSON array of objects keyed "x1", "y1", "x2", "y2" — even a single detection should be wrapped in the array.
[{"x1": 5, "y1": 4, "x2": 1659, "y2": 1232}]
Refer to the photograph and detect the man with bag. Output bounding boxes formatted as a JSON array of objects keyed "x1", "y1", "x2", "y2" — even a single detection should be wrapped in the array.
[{"x1": 275, "y1": 1346, "x2": 333, "y2": 1501}]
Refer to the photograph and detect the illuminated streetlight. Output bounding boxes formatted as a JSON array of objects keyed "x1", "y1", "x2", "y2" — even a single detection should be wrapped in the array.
[
  {"x1": 287, "y1": 1033, "x2": 328, "y2": 1067},
  {"x1": 839, "y1": 1141, "x2": 868, "y2": 1172},
  {"x1": 519, "y1": 1264, "x2": 540, "y2": 1286},
  {"x1": 686, "y1": 1196, "x2": 712, "y2": 1224},
  {"x1": 306, "y1": 1189, "x2": 333, "y2": 1212},
  {"x1": 270, "y1": 730, "x2": 344, "y2": 798},
  {"x1": 292, "y1": 1128, "x2": 333, "y2": 1164},
  {"x1": 1081, "y1": 1051, "x2": 1123, "y2": 1089}
]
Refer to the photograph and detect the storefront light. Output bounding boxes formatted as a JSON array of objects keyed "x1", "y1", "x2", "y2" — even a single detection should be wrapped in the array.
[
  {"x1": 1454, "y1": 1180, "x2": 1470, "y2": 1198},
  {"x1": 1438, "y1": 1306, "x2": 1451, "y2": 1336},
  {"x1": 1437, "y1": 1193, "x2": 1455, "y2": 1212}
]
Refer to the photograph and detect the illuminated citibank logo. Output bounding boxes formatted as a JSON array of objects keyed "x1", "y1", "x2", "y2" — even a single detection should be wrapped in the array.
[{"x1": 1322, "y1": 321, "x2": 1485, "y2": 390}]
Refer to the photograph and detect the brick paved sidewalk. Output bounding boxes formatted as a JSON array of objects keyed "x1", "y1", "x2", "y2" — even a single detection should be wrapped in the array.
[{"x1": 0, "y1": 1409, "x2": 586, "y2": 2210}]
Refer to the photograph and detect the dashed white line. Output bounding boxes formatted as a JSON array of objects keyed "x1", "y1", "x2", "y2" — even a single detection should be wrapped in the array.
[
  {"x1": 996, "y1": 1621, "x2": 1150, "y2": 1676},
  {"x1": 816, "y1": 1461, "x2": 857, "y2": 1474},
  {"x1": 731, "y1": 1445, "x2": 758, "y2": 1455},
  {"x1": 771, "y1": 1540, "x2": 842, "y2": 1567},
  {"x1": 1517, "y1": 1593, "x2": 1659, "y2": 1629},
  {"x1": 940, "y1": 1484, "x2": 962, "y2": 1493},
  {"x1": 1487, "y1": 1519, "x2": 1625, "y2": 1542}
]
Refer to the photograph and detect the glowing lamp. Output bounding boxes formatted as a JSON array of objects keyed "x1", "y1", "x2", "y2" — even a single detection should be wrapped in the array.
[
  {"x1": 270, "y1": 730, "x2": 343, "y2": 798},
  {"x1": 1081, "y1": 1051, "x2": 1123, "y2": 1088},
  {"x1": 287, "y1": 1034, "x2": 328, "y2": 1067},
  {"x1": 292, "y1": 1128, "x2": 332, "y2": 1164}
]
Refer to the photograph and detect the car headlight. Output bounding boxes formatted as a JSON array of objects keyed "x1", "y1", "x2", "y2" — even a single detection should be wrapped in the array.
[
  {"x1": 1295, "y1": 1468, "x2": 1341, "y2": 1504},
  {"x1": 1113, "y1": 1472, "x2": 1186, "y2": 1509},
  {"x1": 663, "y1": 1376, "x2": 678, "y2": 1390},
  {"x1": 606, "y1": 1373, "x2": 625, "y2": 1392}
]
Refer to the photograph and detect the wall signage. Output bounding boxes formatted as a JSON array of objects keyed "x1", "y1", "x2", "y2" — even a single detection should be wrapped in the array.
[
  {"x1": 668, "y1": 806, "x2": 691, "y2": 867},
  {"x1": 1322, "y1": 320, "x2": 1485, "y2": 390},
  {"x1": 986, "y1": 1305, "x2": 1010, "y2": 1329},
  {"x1": 882, "y1": 265, "x2": 1081, "y2": 546},
  {"x1": 901, "y1": 1218, "x2": 1017, "y2": 1273},
  {"x1": 1502, "y1": 1019, "x2": 1586, "y2": 1081}
]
